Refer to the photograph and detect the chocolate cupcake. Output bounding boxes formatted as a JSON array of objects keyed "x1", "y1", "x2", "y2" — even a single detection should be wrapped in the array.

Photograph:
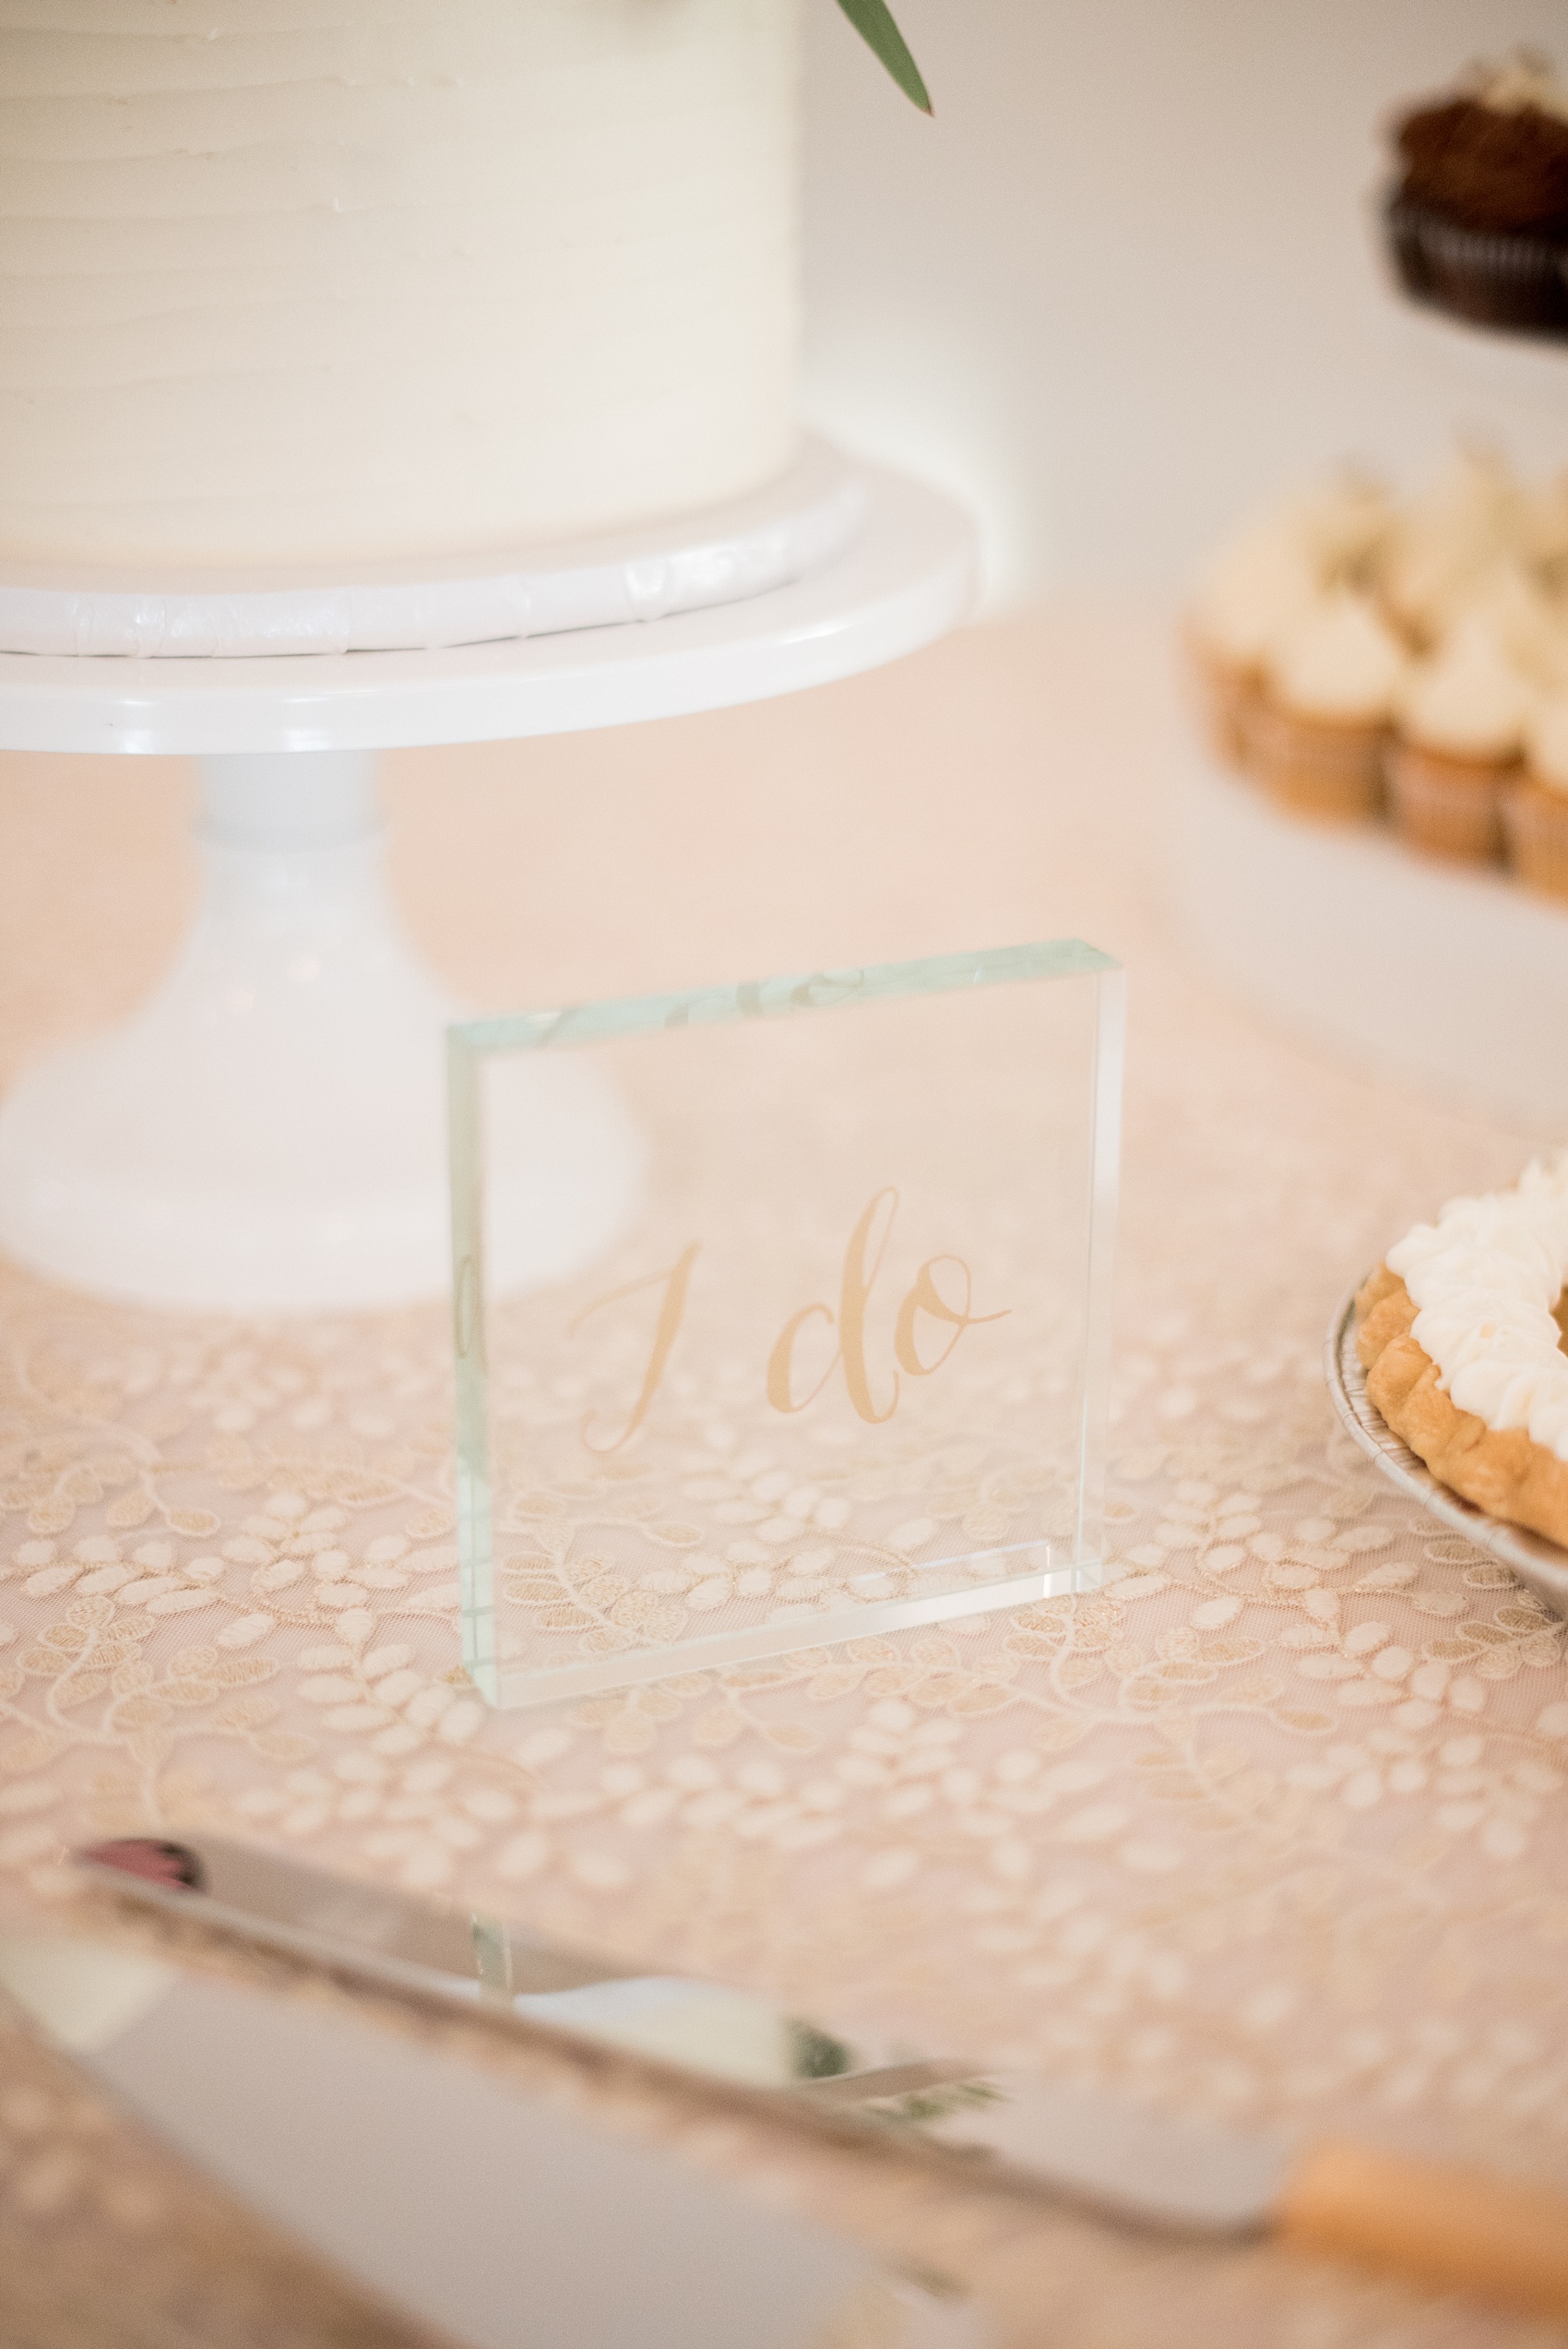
[{"x1": 1384, "y1": 56, "x2": 1568, "y2": 340}]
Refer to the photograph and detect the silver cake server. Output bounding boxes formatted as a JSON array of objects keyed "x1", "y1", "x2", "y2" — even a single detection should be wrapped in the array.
[
  {"x1": 1, "y1": 1884, "x2": 979, "y2": 2349},
  {"x1": 68, "y1": 1834, "x2": 1568, "y2": 2321}
]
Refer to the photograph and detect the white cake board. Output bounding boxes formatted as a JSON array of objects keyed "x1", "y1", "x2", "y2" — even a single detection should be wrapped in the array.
[
  {"x1": 0, "y1": 466, "x2": 977, "y2": 1313},
  {"x1": 1167, "y1": 737, "x2": 1568, "y2": 1138},
  {"x1": 0, "y1": 435, "x2": 867, "y2": 662}
]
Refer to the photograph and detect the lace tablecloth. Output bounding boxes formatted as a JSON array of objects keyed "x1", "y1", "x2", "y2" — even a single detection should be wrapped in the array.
[{"x1": 2, "y1": 610, "x2": 1564, "y2": 2347}]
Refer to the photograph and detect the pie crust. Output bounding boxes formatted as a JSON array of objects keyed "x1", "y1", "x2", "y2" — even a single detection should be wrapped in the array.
[{"x1": 1356, "y1": 1263, "x2": 1568, "y2": 1546}]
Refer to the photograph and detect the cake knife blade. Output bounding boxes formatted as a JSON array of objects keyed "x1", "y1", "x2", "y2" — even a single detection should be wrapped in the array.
[
  {"x1": 70, "y1": 1834, "x2": 1568, "y2": 2320},
  {"x1": 0, "y1": 1924, "x2": 936, "y2": 2349}
]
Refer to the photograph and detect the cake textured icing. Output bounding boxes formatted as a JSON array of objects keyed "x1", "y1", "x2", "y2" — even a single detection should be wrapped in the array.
[{"x1": 0, "y1": 0, "x2": 802, "y2": 571}]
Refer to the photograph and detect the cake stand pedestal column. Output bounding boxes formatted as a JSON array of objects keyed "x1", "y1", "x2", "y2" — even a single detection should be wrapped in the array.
[
  {"x1": 0, "y1": 750, "x2": 643, "y2": 1312},
  {"x1": 0, "y1": 465, "x2": 975, "y2": 1313}
]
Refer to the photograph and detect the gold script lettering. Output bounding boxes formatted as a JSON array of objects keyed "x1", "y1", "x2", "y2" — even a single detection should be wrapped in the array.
[
  {"x1": 767, "y1": 1188, "x2": 897, "y2": 1422},
  {"x1": 572, "y1": 1244, "x2": 700, "y2": 1454},
  {"x1": 894, "y1": 1255, "x2": 1009, "y2": 1377},
  {"x1": 766, "y1": 1301, "x2": 839, "y2": 1415},
  {"x1": 767, "y1": 1191, "x2": 1007, "y2": 1424},
  {"x1": 837, "y1": 1186, "x2": 900, "y2": 1425}
]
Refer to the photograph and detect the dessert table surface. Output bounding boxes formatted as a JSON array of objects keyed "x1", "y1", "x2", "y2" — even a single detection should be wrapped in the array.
[{"x1": 1, "y1": 604, "x2": 1564, "y2": 2348}]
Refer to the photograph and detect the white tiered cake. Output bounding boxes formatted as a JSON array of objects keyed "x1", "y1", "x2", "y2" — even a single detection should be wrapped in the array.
[
  {"x1": 0, "y1": 0, "x2": 973, "y2": 1321},
  {"x1": 0, "y1": 0, "x2": 801, "y2": 570}
]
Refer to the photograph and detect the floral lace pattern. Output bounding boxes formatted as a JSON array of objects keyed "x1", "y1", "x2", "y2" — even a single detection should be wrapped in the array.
[{"x1": 3, "y1": 621, "x2": 1567, "y2": 2344}]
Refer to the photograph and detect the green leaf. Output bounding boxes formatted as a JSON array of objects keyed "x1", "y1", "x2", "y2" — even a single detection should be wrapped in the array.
[{"x1": 835, "y1": 0, "x2": 932, "y2": 113}]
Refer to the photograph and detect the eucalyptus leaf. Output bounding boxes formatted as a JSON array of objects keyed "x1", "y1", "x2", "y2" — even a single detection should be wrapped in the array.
[{"x1": 834, "y1": 0, "x2": 932, "y2": 113}]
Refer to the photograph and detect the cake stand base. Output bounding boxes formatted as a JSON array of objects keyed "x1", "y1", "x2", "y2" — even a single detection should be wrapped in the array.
[
  {"x1": 0, "y1": 467, "x2": 975, "y2": 1312},
  {"x1": 0, "y1": 752, "x2": 644, "y2": 1313}
]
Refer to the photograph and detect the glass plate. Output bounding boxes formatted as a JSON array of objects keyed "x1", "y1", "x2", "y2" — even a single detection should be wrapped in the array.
[{"x1": 1324, "y1": 1289, "x2": 1568, "y2": 1621}]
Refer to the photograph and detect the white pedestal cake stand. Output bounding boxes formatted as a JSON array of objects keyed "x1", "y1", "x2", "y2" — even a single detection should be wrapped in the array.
[{"x1": 0, "y1": 466, "x2": 976, "y2": 1314}]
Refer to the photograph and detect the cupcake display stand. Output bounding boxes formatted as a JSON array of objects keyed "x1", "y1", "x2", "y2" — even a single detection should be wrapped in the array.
[
  {"x1": 1378, "y1": 294, "x2": 1568, "y2": 478},
  {"x1": 1169, "y1": 738, "x2": 1568, "y2": 1133},
  {"x1": 1384, "y1": 300, "x2": 1568, "y2": 411},
  {"x1": 0, "y1": 451, "x2": 975, "y2": 1313}
]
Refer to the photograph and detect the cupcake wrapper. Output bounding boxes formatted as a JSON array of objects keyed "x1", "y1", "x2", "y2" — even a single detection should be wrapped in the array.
[
  {"x1": 1384, "y1": 192, "x2": 1438, "y2": 301},
  {"x1": 1244, "y1": 703, "x2": 1386, "y2": 821},
  {"x1": 1182, "y1": 633, "x2": 1256, "y2": 768},
  {"x1": 1388, "y1": 745, "x2": 1508, "y2": 864},
  {"x1": 1389, "y1": 200, "x2": 1568, "y2": 338},
  {"x1": 1503, "y1": 781, "x2": 1568, "y2": 900}
]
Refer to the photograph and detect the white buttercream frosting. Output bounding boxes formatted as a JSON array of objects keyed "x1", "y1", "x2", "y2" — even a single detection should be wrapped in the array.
[
  {"x1": 1382, "y1": 451, "x2": 1525, "y2": 642},
  {"x1": 1523, "y1": 471, "x2": 1568, "y2": 568},
  {"x1": 1188, "y1": 476, "x2": 1394, "y2": 669},
  {"x1": 1469, "y1": 52, "x2": 1568, "y2": 124},
  {"x1": 1387, "y1": 1154, "x2": 1568, "y2": 1461},
  {"x1": 0, "y1": 0, "x2": 802, "y2": 569},
  {"x1": 1279, "y1": 475, "x2": 1394, "y2": 574},
  {"x1": 1268, "y1": 588, "x2": 1407, "y2": 721},
  {"x1": 1398, "y1": 615, "x2": 1537, "y2": 760},
  {"x1": 1188, "y1": 533, "x2": 1320, "y2": 669},
  {"x1": 1455, "y1": 559, "x2": 1568, "y2": 693}
]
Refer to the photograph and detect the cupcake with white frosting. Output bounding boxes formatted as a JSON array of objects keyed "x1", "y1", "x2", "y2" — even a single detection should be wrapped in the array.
[
  {"x1": 1184, "y1": 529, "x2": 1321, "y2": 763},
  {"x1": 1524, "y1": 470, "x2": 1568, "y2": 575},
  {"x1": 1185, "y1": 450, "x2": 1568, "y2": 888},
  {"x1": 1388, "y1": 614, "x2": 1535, "y2": 860},
  {"x1": 1456, "y1": 554, "x2": 1568, "y2": 690},
  {"x1": 1379, "y1": 448, "x2": 1525, "y2": 645},
  {"x1": 1182, "y1": 473, "x2": 1395, "y2": 762},
  {"x1": 1283, "y1": 471, "x2": 1396, "y2": 576},
  {"x1": 1246, "y1": 587, "x2": 1408, "y2": 818},
  {"x1": 1503, "y1": 693, "x2": 1568, "y2": 896}
]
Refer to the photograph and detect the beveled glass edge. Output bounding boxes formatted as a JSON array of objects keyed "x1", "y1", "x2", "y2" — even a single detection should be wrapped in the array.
[
  {"x1": 481, "y1": 1557, "x2": 1124, "y2": 1711},
  {"x1": 449, "y1": 939, "x2": 1120, "y2": 1059},
  {"x1": 449, "y1": 1035, "x2": 493, "y2": 1687},
  {"x1": 1072, "y1": 966, "x2": 1125, "y2": 1570}
]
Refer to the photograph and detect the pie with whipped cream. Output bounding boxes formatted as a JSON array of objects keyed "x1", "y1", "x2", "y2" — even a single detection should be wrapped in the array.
[{"x1": 1357, "y1": 1157, "x2": 1568, "y2": 1546}]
